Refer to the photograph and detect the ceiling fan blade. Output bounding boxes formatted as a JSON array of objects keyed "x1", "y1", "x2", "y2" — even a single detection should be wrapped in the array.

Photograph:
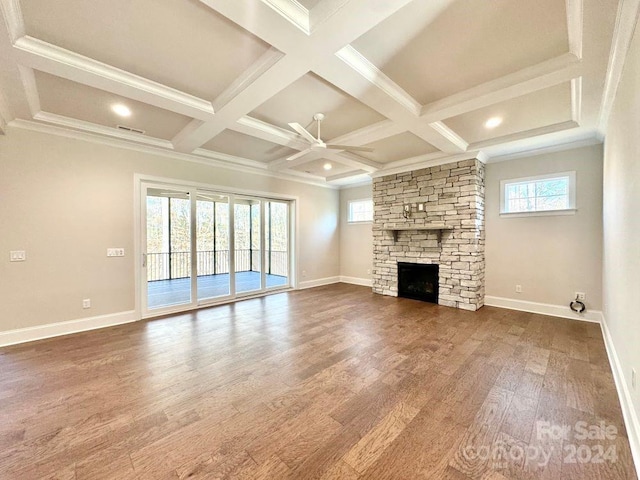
[
  {"x1": 326, "y1": 144, "x2": 374, "y2": 152},
  {"x1": 286, "y1": 148, "x2": 312, "y2": 161},
  {"x1": 288, "y1": 122, "x2": 317, "y2": 144}
]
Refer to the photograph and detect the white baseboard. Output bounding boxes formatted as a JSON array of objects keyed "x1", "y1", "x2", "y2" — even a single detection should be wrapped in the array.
[
  {"x1": 0, "y1": 310, "x2": 139, "y2": 348},
  {"x1": 484, "y1": 296, "x2": 603, "y2": 323},
  {"x1": 297, "y1": 276, "x2": 340, "y2": 290},
  {"x1": 339, "y1": 276, "x2": 372, "y2": 287},
  {"x1": 601, "y1": 317, "x2": 640, "y2": 476}
]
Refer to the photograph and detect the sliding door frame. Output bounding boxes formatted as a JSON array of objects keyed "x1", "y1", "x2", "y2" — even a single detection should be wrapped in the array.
[{"x1": 134, "y1": 174, "x2": 298, "y2": 320}]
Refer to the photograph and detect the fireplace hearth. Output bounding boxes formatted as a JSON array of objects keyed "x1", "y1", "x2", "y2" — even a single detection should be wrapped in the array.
[{"x1": 397, "y1": 262, "x2": 439, "y2": 303}]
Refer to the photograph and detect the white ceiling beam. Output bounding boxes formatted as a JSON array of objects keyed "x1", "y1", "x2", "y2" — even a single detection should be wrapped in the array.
[
  {"x1": 13, "y1": 36, "x2": 216, "y2": 121},
  {"x1": 260, "y1": 0, "x2": 310, "y2": 34},
  {"x1": 334, "y1": 45, "x2": 421, "y2": 116},
  {"x1": 175, "y1": 0, "x2": 440, "y2": 155},
  {"x1": 421, "y1": 53, "x2": 583, "y2": 122},
  {"x1": 0, "y1": 0, "x2": 24, "y2": 43},
  {"x1": 597, "y1": 0, "x2": 640, "y2": 131},
  {"x1": 198, "y1": 0, "x2": 310, "y2": 51},
  {"x1": 327, "y1": 119, "x2": 405, "y2": 147},
  {"x1": 231, "y1": 115, "x2": 309, "y2": 150},
  {"x1": 313, "y1": 56, "x2": 465, "y2": 153},
  {"x1": 172, "y1": 56, "x2": 309, "y2": 152},
  {"x1": 427, "y1": 121, "x2": 469, "y2": 151},
  {"x1": 213, "y1": 47, "x2": 285, "y2": 111},
  {"x1": 17, "y1": 65, "x2": 39, "y2": 116},
  {"x1": 566, "y1": 0, "x2": 584, "y2": 59}
]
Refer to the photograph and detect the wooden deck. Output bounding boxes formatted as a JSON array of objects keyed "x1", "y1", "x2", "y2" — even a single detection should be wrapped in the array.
[
  {"x1": 0, "y1": 284, "x2": 636, "y2": 479},
  {"x1": 147, "y1": 271, "x2": 288, "y2": 308}
]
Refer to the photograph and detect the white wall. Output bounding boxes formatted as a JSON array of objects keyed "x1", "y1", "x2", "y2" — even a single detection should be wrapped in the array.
[
  {"x1": 339, "y1": 184, "x2": 373, "y2": 282},
  {"x1": 602, "y1": 14, "x2": 640, "y2": 454},
  {"x1": 485, "y1": 144, "x2": 604, "y2": 311},
  {"x1": 0, "y1": 127, "x2": 339, "y2": 332}
]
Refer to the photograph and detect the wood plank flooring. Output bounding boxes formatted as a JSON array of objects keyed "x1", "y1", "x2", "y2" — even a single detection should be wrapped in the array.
[{"x1": 0, "y1": 284, "x2": 636, "y2": 479}]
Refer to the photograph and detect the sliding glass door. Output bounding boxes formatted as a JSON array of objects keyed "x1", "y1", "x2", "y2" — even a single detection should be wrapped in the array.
[
  {"x1": 265, "y1": 201, "x2": 289, "y2": 289},
  {"x1": 141, "y1": 182, "x2": 292, "y2": 316},
  {"x1": 144, "y1": 186, "x2": 193, "y2": 310},
  {"x1": 196, "y1": 193, "x2": 231, "y2": 301}
]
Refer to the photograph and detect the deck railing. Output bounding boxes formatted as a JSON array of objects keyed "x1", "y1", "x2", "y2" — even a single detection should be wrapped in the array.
[{"x1": 147, "y1": 250, "x2": 288, "y2": 281}]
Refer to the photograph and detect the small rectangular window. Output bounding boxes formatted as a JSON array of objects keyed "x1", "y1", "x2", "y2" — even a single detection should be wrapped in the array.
[
  {"x1": 348, "y1": 199, "x2": 373, "y2": 223},
  {"x1": 500, "y1": 171, "x2": 576, "y2": 216}
]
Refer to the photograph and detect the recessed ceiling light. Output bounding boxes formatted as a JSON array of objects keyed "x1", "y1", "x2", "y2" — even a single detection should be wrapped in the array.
[
  {"x1": 484, "y1": 117, "x2": 502, "y2": 129},
  {"x1": 323, "y1": 162, "x2": 332, "y2": 171},
  {"x1": 111, "y1": 104, "x2": 132, "y2": 117}
]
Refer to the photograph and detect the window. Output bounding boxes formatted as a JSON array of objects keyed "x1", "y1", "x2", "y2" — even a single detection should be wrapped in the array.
[
  {"x1": 348, "y1": 199, "x2": 373, "y2": 223},
  {"x1": 500, "y1": 171, "x2": 576, "y2": 215}
]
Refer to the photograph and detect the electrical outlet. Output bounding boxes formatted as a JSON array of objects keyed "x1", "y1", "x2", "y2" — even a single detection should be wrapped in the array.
[
  {"x1": 82, "y1": 298, "x2": 91, "y2": 309},
  {"x1": 515, "y1": 285, "x2": 522, "y2": 293},
  {"x1": 575, "y1": 292, "x2": 586, "y2": 301},
  {"x1": 10, "y1": 250, "x2": 26, "y2": 262},
  {"x1": 302, "y1": 270, "x2": 307, "y2": 278},
  {"x1": 633, "y1": 368, "x2": 637, "y2": 390},
  {"x1": 366, "y1": 269, "x2": 371, "y2": 275}
]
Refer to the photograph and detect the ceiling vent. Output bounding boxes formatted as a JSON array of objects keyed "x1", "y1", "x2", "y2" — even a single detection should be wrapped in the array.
[{"x1": 117, "y1": 125, "x2": 145, "y2": 135}]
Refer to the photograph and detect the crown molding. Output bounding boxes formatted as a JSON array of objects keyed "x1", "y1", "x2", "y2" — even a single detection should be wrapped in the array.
[
  {"x1": 335, "y1": 45, "x2": 422, "y2": 117},
  {"x1": 421, "y1": 53, "x2": 583, "y2": 122},
  {"x1": 469, "y1": 121, "x2": 579, "y2": 150},
  {"x1": 8, "y1": 119, "x2": 337, "y2": 189},
  {"x1": 371, "y1": 151, "x2": 481, "y2": 178},
  {"x1": 34, "y1": 111, "x2": 175, "y2": 149},
  {"x1": 325, "y1": 169, "x2": 367, "y2": 182},
  {"x1": 0, "y1": 0, "x2": 25, "y2": 43},
  {"x1": 598, "y1": 0, "x2": 640, "y2": 131},
  {"x1": 260, "y1": 0, "x2": 310, "y2": 34},
  {"x1": 480, "y1": 126, "x2": 602, "y2": 162},
  {"x1": 13, "y1": 36, "x2": 216, "y2": 120}
]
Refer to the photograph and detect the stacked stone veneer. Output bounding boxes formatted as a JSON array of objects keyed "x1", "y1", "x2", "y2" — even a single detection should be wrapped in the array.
[{"x1": 372, "y1": 159, "x2": 485, "y2": 311}]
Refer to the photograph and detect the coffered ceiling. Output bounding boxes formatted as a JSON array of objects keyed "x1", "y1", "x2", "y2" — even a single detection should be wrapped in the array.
[{"x1": 0, "y1": 0, "x2": 630, "y2": 187}]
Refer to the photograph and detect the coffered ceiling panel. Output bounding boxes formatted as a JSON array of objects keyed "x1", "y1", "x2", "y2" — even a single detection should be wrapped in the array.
[
  {"x1": 352, "y1": 0, "x2": 569, "y2": 105},
  {"x1": 443, "y1": 83, "x2": 573, "y2": 144},
  {"x1": 35, "y1": 71, "x2": 192, "y2": 140},
  {"x1": 249, "y1": 72, "x2": 386, "y2": 141},
  {"x1": 21, "y1": 0, "x2": 271, "y2": 101},
  {"x1": 362, "y1": 132, "x2": 439, "y2": 163},
  {"x1": 201, "y1": 130, "x2": 296, "y2": 163},
  {"x1": 290, "y1": 158, "x2": 354, "y2": 177}
]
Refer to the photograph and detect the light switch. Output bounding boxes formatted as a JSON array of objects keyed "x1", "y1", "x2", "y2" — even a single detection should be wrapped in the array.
[
  {"x1": 10, "y1": 251, "x2": 26, "y2": 262},
  {"x1": 107, "y1": 248, "x2": 125, "y2": 257}
]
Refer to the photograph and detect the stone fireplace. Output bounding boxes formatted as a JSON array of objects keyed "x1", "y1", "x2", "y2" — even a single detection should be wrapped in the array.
[{"x1": 372, "y1": 159, "x2": 485, "y2": 311}]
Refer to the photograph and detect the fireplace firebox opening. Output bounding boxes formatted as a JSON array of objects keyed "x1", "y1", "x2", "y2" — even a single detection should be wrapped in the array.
[{"x1": 397, "y1": 262, "x2": 439, "y2": 303}]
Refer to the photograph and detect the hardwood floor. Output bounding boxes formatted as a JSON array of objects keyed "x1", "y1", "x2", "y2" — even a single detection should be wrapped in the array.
[{"x1": 0, "y1": 284, "x2": 636, "y2": 479}]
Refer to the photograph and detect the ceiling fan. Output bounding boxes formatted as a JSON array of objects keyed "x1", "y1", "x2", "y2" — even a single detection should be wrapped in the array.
[{"x1": 286, "y1": 113, "x2": 374, "y2": 161}]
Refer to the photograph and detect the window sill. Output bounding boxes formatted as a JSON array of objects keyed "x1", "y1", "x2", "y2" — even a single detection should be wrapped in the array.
[
  {"x1": 348, "y1": 220, "x2": 373, "y2": 225},
  {"x1": 499, "y1": 208, "x2": 577, "y2": 218}
]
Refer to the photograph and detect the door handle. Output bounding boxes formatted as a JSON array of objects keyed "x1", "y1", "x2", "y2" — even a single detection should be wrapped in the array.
[{"x1": 142, "y1": 253, "x2": 147, "y2": 267}]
